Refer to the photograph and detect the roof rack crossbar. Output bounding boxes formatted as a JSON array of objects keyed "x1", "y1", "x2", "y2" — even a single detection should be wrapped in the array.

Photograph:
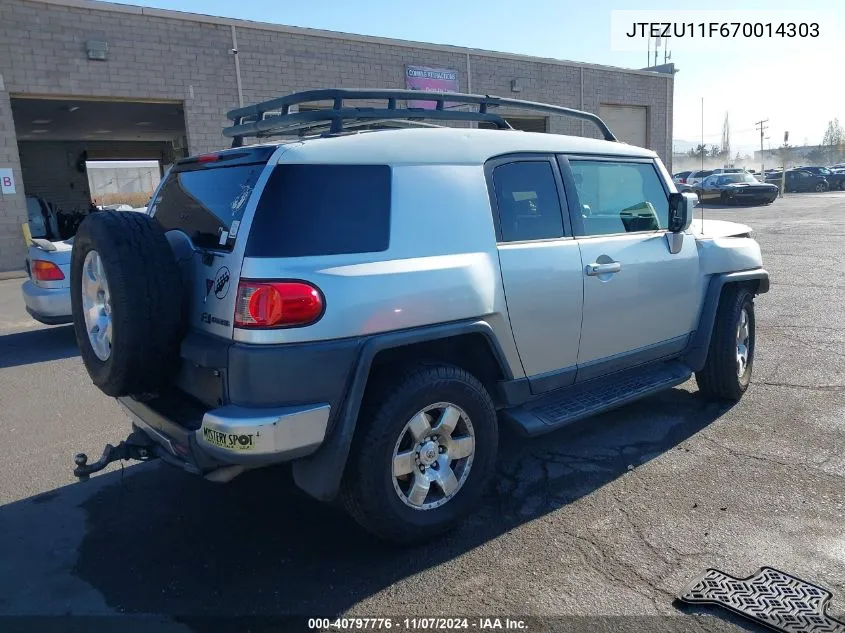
[{"x1": 223, "y1": 89, "x2": 617, "y2": 145}]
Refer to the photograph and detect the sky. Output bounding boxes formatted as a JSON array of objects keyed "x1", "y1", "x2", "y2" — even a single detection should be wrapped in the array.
[{"x1": 108, "y1": 0, "x2": 844, "y2": 156}]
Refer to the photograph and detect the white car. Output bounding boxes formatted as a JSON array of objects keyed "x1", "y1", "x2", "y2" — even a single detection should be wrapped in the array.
[
  {"x1": 711, "y1": 168, "x2": 749, "y2": 175},
  {"x1": 21, "y1": 237, "x2": 73, "y2": 324},
  {"x1": 686, "y1": 169, "x2": 715, "y2": 186}
]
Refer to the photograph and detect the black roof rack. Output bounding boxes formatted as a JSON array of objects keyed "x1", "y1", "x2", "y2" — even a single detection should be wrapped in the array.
[{"x1": 223, "y1": 89, "x2": 617, "y2": 147}]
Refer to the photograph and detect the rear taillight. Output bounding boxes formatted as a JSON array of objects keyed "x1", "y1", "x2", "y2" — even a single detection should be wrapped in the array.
[
  {"x1": 679, "y1": 178, "x2": 686, "y2": 183},
  {"x1": 32, "y1": 260, "x2": 65, "y2": 281},
  {"x1": 234, "y1": 280, "x2": 324, "y2": 328}
]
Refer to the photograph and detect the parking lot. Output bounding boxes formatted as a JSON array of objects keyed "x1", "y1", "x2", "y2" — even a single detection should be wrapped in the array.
[{"x1": 0, "y1": 192, "x2": 843, "y2": 631}]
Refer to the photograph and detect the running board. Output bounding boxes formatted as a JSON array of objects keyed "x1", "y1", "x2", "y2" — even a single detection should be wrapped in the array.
[{"x1": 500, "y1": 361, "x2": 692, "y2": 437}]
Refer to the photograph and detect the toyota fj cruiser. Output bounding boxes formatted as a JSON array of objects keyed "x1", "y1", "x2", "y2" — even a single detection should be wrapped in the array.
[{"x1": 70, "y1": 89, "x2": 768, "y2": 543}]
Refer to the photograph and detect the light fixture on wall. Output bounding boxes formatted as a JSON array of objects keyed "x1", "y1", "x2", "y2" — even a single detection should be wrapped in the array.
[
  {"x1": 86, "y1": 40, "x2": 109, "y2": 61},
  {"x1": 510, "y1": 79, "x2": 523, "y2": 93}
]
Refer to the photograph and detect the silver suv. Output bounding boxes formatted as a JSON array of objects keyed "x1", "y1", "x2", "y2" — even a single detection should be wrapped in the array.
[{"x1": 70, "y1": 90, "x2": 769, "y2": 543}]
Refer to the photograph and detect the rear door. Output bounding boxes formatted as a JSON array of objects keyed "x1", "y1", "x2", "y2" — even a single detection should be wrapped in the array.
[
  {"x1": 487, "y1": 155, "x2": 583, "y2": 393},
  {"x1": 149, "y1": 146, "x2": 278, "y2": 341},
  {"x1": 561, "y1": 156, "x2": 700, "y2": 381}
]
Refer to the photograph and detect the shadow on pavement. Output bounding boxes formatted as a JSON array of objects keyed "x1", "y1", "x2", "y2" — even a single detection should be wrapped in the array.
[
  {"x1": 0, "y1": 325, "x2": 79, "y2": 369},
  {"x1": 0, "y1": 387, "x2": 733, "y2": 623}
]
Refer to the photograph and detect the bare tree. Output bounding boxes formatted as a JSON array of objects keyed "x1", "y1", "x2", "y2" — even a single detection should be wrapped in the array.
[
  {"x1": 822, "y1": 118, "x2": 844, "y2": 146},
  {"x1": 721, "y1": 112, "x2": 731, "y2": 164},
  {"x1": 822, "y1": 118, "x2": 844, "y2": 163}
]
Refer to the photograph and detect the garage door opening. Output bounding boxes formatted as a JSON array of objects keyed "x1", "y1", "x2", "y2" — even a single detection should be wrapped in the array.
[
  {"x1": 11, "y1": 96, "x2": 187, "y2": 241},
  {"x1": 87, "y1": 160, "x2": 161, "y2": 211}
]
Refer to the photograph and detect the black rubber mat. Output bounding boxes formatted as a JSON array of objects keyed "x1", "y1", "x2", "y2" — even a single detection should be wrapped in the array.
[{"x1": 679, "y1": 567, "x2": 845, "y2": 633}]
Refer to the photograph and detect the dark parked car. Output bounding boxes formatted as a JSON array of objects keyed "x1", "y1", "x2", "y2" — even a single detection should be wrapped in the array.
[
  {"x1": 693, "y1": 172, "x2": 779, "y2": 205},
  {"x1": 765, "y1": 169, "x2": 828, "y2": 193},
  {"x1": 798, "y1": 166, "x2": 845, "y2": 190}
]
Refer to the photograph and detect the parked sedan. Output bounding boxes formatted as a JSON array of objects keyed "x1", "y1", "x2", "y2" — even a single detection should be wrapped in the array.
[
  {"x1": 673, "y1": 170, "x2": 692, "y2": 185},
  {"x1": 685, "y1": 169, "x2": 715, "y2": 186},
  {"x1": 765, "y1": 169, "x2": 828, "y2": 193},
  {"x1": 20, "y1": 237, "x2": 73, "y2": 324},
  {"x1": 693, "y1": 172, "x2": 779, "y2": 205},
  {"x1": 798, "y1": 166, "x2": 845, "y2": 190}
]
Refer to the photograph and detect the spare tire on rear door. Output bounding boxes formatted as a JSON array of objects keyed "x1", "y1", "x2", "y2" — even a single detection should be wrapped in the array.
[{"x1": 70, "y1": 211, "x2": 183, "y2": 397}]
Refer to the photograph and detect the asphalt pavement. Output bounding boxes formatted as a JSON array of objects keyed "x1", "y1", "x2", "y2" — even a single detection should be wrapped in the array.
[{"x1": 0, "y1": 193, "x2": 843, "y2": 632}]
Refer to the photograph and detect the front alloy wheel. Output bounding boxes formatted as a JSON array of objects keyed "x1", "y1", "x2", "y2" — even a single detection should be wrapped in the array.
[
  {"x1": 736, "y1": 307, "x2": 751, "y2": 379},
  {"x1": 695, "y1": 285, "x2": 756, "y2": 402}
]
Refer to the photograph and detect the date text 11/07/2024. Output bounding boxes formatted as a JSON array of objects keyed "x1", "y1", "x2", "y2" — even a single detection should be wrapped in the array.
[
  {"x1": 625, "y1": 22, "x2": 819, "y2": 38},
  {"x1": 308, "y1": 618, "x2": 528, "y2": 630}
]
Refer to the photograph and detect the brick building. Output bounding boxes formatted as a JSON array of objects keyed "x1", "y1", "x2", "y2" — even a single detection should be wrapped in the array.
[{"x1": 0, "y1": 0, "x2": 675, "y2": 272}]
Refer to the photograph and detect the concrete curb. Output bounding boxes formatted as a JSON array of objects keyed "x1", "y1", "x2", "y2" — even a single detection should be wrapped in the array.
[{"x1": 0, "y1": 270, "x2": 27, "y2": 281}]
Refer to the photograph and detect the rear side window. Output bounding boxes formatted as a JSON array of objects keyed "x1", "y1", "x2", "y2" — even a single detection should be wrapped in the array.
[
  {"x1": 492, "y1": 161, "x2": 564, "y2": 242},
  {"x1": 153, "y1": 164, "x2": 263, "y2": 251},
  {"x1": 246, "y1": 164, "x2": 391, "y2": 257}
]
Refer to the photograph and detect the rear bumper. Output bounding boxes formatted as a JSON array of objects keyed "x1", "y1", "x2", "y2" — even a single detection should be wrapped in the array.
[
  {"x1": 21, "y1": 280, "x2": 72, "y2": 324},
  {"x1": 119, "y1": 396, "x2": 331, "y2": 471}
]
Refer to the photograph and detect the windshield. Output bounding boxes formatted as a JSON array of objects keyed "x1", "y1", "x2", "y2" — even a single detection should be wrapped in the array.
[{"x1": 713, "y1": 173, "x2": 759, "y2": 185}]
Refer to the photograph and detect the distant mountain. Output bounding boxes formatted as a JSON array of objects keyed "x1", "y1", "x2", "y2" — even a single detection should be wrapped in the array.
[{"x1": 673, "y1": 139, "x2": 700, "y2": 152}]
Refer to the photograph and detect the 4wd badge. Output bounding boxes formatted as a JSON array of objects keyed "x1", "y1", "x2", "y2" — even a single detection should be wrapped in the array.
[{"x1": 213, "y1": 266, "x2": 231, "y2": 300}]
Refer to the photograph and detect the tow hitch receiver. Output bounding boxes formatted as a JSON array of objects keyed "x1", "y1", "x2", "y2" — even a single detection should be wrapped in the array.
[{"x1": 73, "y1": 430, "x2": 158, "y2": 482}]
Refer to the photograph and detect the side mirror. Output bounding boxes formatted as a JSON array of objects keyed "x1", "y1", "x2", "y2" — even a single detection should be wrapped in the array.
[{"x1": 668, "y1": 192, "x2": 695, "y2": 233}]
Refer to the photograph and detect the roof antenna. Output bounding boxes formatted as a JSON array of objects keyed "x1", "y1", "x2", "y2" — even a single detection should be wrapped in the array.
[{"x1": 700, "y1": 96, "x2": 705, "y2": 234}]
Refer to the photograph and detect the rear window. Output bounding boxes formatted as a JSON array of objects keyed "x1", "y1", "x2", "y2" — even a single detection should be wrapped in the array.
[
  {"x1": 246, "y1": 164, "x2": 391, "y2": 257},
  {"x1": 153, "y1": 164, "x2": 264, "y2": 251}
]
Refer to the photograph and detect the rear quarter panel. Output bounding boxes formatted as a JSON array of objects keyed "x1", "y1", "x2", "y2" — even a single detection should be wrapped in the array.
[{"x1": 238, "y1": 163, "x2": 525, "y2": 378}]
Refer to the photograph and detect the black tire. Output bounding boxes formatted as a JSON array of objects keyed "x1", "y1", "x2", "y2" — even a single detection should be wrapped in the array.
[
  {"x1": 341, "y1": 364, "x2": 498, "y2": 544},
  {"x1": 70, "y1": 211, "x2": 183, "y2": 397},
  {"x1": 695, "y1": 285, "x2": 756, "y2": 402}
]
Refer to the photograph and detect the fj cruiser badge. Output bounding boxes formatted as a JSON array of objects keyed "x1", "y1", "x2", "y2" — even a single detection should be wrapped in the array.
[{"x1": 213, "y1": 266, "x2": 231, "y2": 300}]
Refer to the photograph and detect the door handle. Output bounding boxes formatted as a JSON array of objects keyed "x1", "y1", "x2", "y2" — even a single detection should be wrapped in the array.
[{"x1": 585, "y1": 262, "x2": 622, "y2": 276}]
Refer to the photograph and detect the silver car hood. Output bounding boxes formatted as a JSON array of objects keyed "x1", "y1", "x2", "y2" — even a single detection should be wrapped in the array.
[{"x1": 689, "y1": 218, "x2": 753, "y2": 238}]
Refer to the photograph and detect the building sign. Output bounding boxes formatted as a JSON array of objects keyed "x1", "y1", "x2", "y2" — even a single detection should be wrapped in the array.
[
  {"x1": 405, "y1": 66, "x2": 460, "y2": 109},
  {"x1": 0, "y1": 168, "x2": 15, "y2": 194}
]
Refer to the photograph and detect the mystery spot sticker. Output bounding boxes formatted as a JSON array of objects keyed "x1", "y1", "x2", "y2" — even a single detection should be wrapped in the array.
[
  {"x1": 213, "y1": 266, "x2": 230, "y2": 300},
  {"x1": 202, "y1": 427, "x2": 256, "y2": 451}
]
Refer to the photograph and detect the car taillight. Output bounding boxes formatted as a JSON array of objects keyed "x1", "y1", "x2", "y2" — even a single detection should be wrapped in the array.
[
  {"x1": 234, "y1": 280, "x2": 324, "y2": 328},
  {"x1": 32, "y1": 260, "x2": 65, "y2": 281},
  {"x1": 680, "y1": 178, "x2": 686, "y2": 183}
]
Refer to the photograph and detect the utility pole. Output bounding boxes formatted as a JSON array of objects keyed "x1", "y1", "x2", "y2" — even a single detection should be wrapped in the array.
[
  {"x1": 701, "y1": 98, "x2": 705, "y2": 171},
  {"x1": 654, "y1": 37, "x2": 660, "y2": 67},
  {"x1": 781, "y1": 131, "x2": 789, "y2": 197},
  {"x1": 756, "y1": 118, "x2": 769, "y2": 178}
]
